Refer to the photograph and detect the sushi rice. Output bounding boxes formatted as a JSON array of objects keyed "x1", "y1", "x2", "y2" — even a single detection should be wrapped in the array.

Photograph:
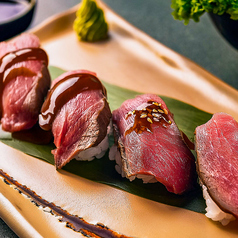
[
  {"x1": 0, "y1": 125, "x2": 11, "y2": 139},
  {"x1": 75, "y1": 124, "x2": 111, "y2": 161},
  {"x1": 109, "y1": 145, "x2": 157, "y2": 183},
  {"x1": 202, "y1": 184, "x2": 235, "y2": 226}
]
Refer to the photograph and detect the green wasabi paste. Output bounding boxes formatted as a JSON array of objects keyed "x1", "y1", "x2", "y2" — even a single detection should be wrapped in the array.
[{"x1": 73, "y1": 0, "x2": 108, "y2": 42}]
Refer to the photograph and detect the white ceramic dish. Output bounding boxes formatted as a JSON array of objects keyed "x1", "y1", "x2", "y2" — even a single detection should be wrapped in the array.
[{"x1": 0, "y1": 1, "x2": 238, "y2": 237}]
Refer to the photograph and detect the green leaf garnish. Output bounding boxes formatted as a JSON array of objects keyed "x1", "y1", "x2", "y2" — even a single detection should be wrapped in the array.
[{"x1": 171, "y1": 0, "x2": 238, "y2": 24}]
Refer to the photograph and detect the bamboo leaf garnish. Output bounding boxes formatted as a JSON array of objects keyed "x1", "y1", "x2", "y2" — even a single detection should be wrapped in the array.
[{"x1": 0, "y1": 66, "x2": 213, "y2": 214}]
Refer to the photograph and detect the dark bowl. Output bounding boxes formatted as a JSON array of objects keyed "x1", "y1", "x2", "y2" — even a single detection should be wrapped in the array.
[
  {"x1": 0, "y1": 0, "x2": 37, "y2": 42},
  {"x1": 209, "y1": 12, "x2": 238, "y2": 50}
]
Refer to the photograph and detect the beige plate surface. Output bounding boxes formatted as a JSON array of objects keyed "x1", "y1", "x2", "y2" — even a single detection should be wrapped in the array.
[{"x1": 0, "y1": 1, "x2": 238, "y2": 237}]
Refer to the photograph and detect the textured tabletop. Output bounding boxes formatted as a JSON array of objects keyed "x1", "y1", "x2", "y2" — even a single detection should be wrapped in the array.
[{"x1": 0, "y1": 0, "x2": 237, "y2": 237}]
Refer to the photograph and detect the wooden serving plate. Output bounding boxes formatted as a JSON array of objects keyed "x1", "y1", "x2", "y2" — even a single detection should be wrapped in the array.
[{"x1": 0, "y1": 1, "x2": 238, "y2": 237}]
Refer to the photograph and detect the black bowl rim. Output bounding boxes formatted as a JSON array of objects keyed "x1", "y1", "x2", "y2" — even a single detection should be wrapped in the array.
[{"x1": 0, "y1": 0, "x2": 37, "y2": 25}]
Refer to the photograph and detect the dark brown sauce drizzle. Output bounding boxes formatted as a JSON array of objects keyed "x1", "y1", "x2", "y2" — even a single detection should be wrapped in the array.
[
  {"x1": 0, "y1": 47, "x2": 49, "y2": 118},
  {"x1": 0, "y1": 169, "x2": 131, "y2": 238},
  {"x1": 3, "y1": 66, "x2": 37, "y2": 85},
  {"x1": 0, "y1": 48, "x2": 48, "y2": 77},
  {"x1": 39, "y1": 73, "x2": 107, "y2": 131},
  {"x1": 125, "y1": 100, "x2": 172, "y2": 135}
]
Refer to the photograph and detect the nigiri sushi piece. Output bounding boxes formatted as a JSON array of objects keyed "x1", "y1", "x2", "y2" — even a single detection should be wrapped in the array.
[
  {"x1": 109, "y1": 94, "x2": 196, "y2": 194},
  {"x1": 0, "y1": 33, "x2": 51, "y2": 132},
  {"x1": 195, "y1": 112, "x2": 238, "y2": 225},
  {"x1": 39, "y1": 70, "x2": 111, "y2": 169}
]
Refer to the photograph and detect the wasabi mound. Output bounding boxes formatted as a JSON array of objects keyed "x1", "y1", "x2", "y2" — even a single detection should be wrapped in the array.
[{"x1": 73, "y1": 0, "x2": 108, "y2": 42}]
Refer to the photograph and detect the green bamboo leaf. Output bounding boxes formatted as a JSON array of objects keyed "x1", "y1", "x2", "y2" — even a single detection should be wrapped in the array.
[{"x1": 0, "y1": 66, "x2": 213, "y2": 214}]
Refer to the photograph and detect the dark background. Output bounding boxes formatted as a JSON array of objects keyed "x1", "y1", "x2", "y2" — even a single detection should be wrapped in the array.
[{"x1": 1, "y1": 0, "x2": 237, "y2": 237}]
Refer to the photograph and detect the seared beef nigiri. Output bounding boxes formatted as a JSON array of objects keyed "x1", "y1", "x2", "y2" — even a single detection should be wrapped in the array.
[
  {"x1": 195, "y1": 112, "x2": 238, "y2": 225},
  {"x1": 39, "y1": 70, "x2": 111, "y2": 169},
  {"x1": 110, "y1": 94, "x2": 196, "y2": 195},
  {"x1": 0, "y1": 33, "x2": 51, "y2": 132}
]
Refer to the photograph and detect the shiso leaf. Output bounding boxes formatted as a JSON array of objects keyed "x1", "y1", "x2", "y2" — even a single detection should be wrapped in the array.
[{"x1": 0, "y1": 66, "x2": 213, "y2": 214}]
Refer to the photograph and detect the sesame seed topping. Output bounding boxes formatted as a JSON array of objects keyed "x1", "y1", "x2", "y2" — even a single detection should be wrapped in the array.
[
  {"x1": 147, "y1": 117, "x2": 153, "y2": 123},
  {"x1": 157, "y1": 109, "x2": 165, "y2": 114},
  {"x1": 140, "y1": 113, "x2": 147, "y2": 118},
  {"x1": 153, "y1": 118, "x2": 160, "y2": 122},
  {"x1": 152, "y1": 113, "x2": 161, "y2": 118},
  {"x1": 125, "y1": 100, "x2": 172, "y2": 135}
]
